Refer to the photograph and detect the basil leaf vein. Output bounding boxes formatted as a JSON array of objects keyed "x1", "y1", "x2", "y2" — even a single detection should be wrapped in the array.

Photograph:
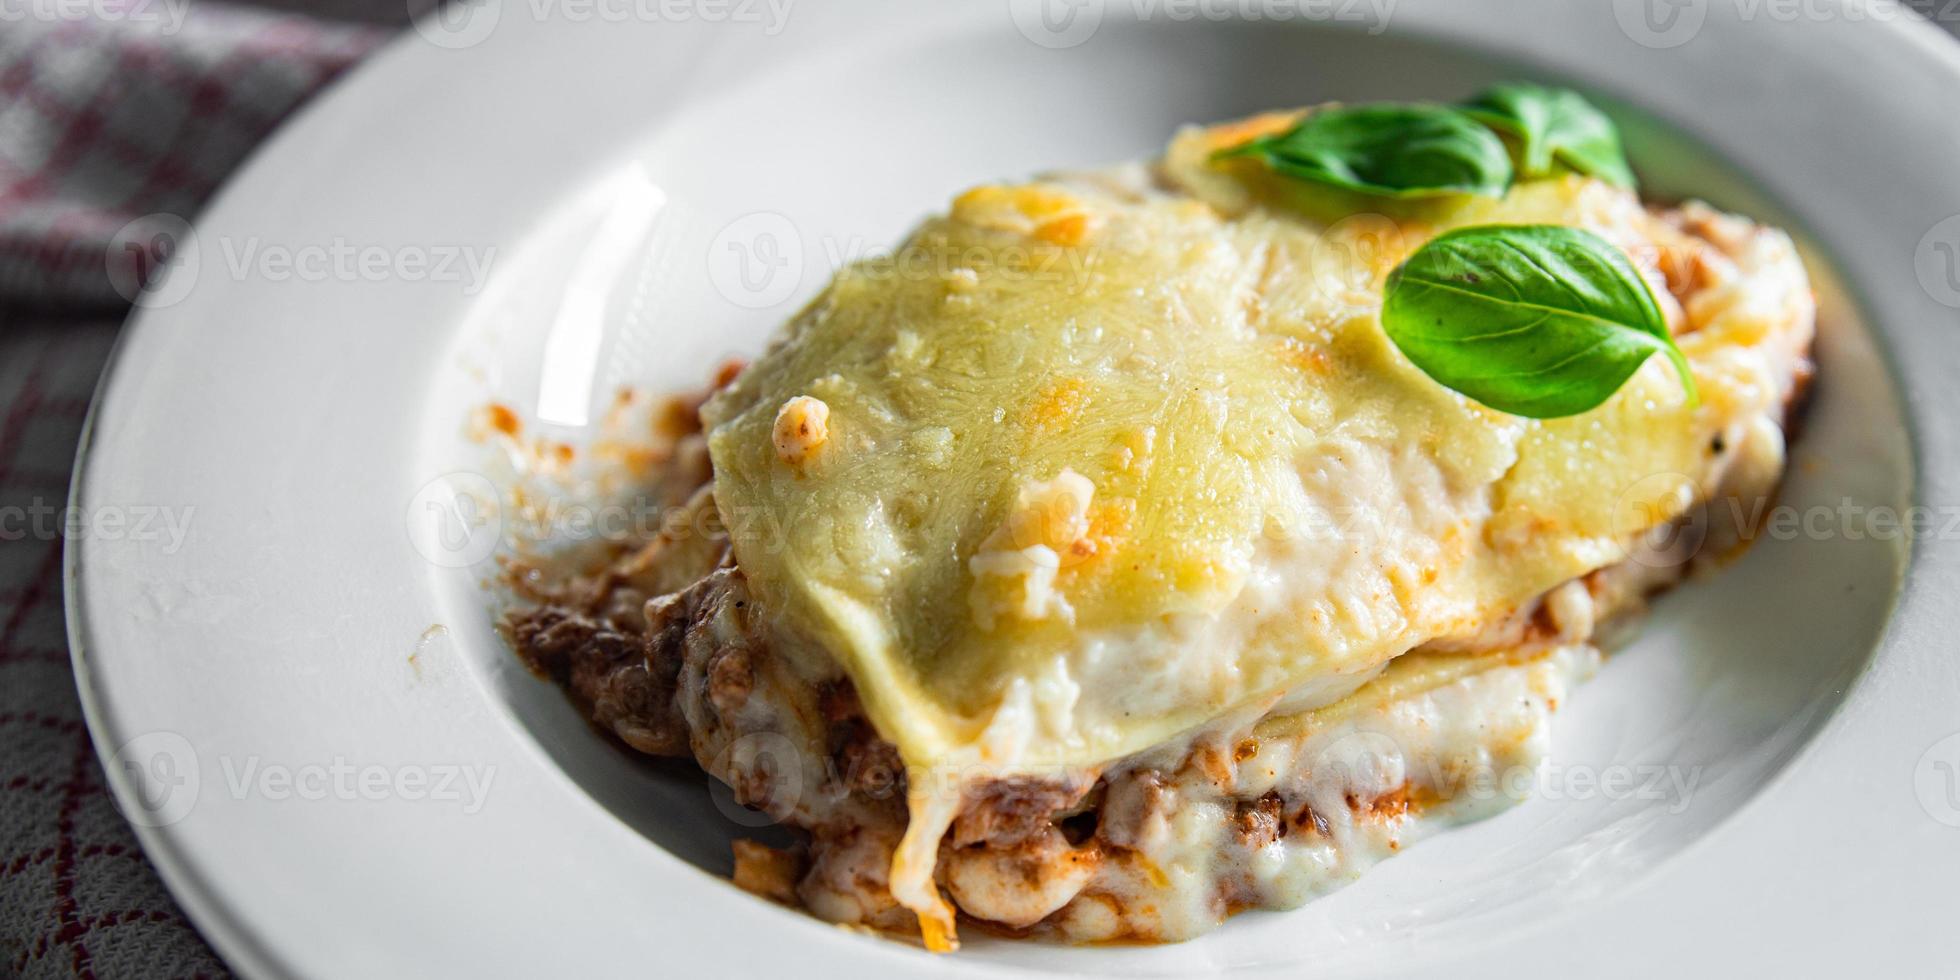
[
  {"x1": 1462, "y1": 82, "x2": 1636, "y2": 188},
  {"x1": 1214, "y1": 104, "x2": 1513, "y2": 199},
  {"x1": 1381, "y1": 224, "x2": 1696, "y2": 418}
]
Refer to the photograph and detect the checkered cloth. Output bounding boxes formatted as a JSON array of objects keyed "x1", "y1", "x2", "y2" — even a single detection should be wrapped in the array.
[{"x1": 0, "y1": 6, "x2": 391, "y2": 977}]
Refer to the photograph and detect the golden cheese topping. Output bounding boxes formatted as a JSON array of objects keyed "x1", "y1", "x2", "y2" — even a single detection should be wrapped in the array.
[{"x1": 702, "y1": 116, "x2": 1811, "y2": 784}]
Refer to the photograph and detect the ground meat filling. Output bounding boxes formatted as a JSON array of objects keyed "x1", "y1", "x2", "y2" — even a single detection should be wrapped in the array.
[
  {"x1": 952, "y1": 776, "x2": 1095, "y2": 849},
  {"x1": 511, "y1": 605, "x2": 688, "y2": 758},
  {"x1": 1234, "y1": 793, "x2": 1286, "y2": 850}
]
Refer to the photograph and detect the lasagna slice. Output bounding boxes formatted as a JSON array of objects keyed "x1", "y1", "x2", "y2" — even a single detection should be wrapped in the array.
[{"x1": 507, "y1": 107, "x2": 1812, "y2": 949}]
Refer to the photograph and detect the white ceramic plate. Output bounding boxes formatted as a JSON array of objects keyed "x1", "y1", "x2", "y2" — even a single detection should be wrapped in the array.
[{"x1": 69, "y1": 2, "x2": 1960, "y2": 976}]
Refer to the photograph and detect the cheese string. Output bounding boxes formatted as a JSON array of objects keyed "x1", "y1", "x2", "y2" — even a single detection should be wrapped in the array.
[{"x1": 890, "y1": 778, "x2": 963, "y2": 951}]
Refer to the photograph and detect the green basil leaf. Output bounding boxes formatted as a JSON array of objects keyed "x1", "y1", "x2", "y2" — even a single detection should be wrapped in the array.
[
  {"x1": 1381, "y1": 224, "x2": 1696, "y2": 418},
  {"x1": 1462, "y1": 83, "x2": 1636, "y2": 188},
  {"x1": 1213, "y1": 104, "x2": 1513, "y2": 199}
]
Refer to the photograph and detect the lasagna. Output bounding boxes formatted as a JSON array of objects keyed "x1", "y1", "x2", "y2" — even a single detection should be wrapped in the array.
[{"x1": 505, "y1": 103, "x2": 1813, "y2": 949}]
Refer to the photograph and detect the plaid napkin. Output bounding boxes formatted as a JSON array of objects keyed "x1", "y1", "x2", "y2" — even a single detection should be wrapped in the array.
[
  {"x1": 0, "y1": 4, "x2": 388, "y2": 311},
  {"x1": 0, "y1": 6, "x2": 391, "y2": 977}
]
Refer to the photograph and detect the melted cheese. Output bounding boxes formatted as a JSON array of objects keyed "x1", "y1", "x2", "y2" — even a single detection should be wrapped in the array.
[
  {"x1": 1041, "y1": 643, "x2": 1602, "y2": 942},
  {"x1": 700, "y1": 113, "x2": 1812, "y2": 944}
]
